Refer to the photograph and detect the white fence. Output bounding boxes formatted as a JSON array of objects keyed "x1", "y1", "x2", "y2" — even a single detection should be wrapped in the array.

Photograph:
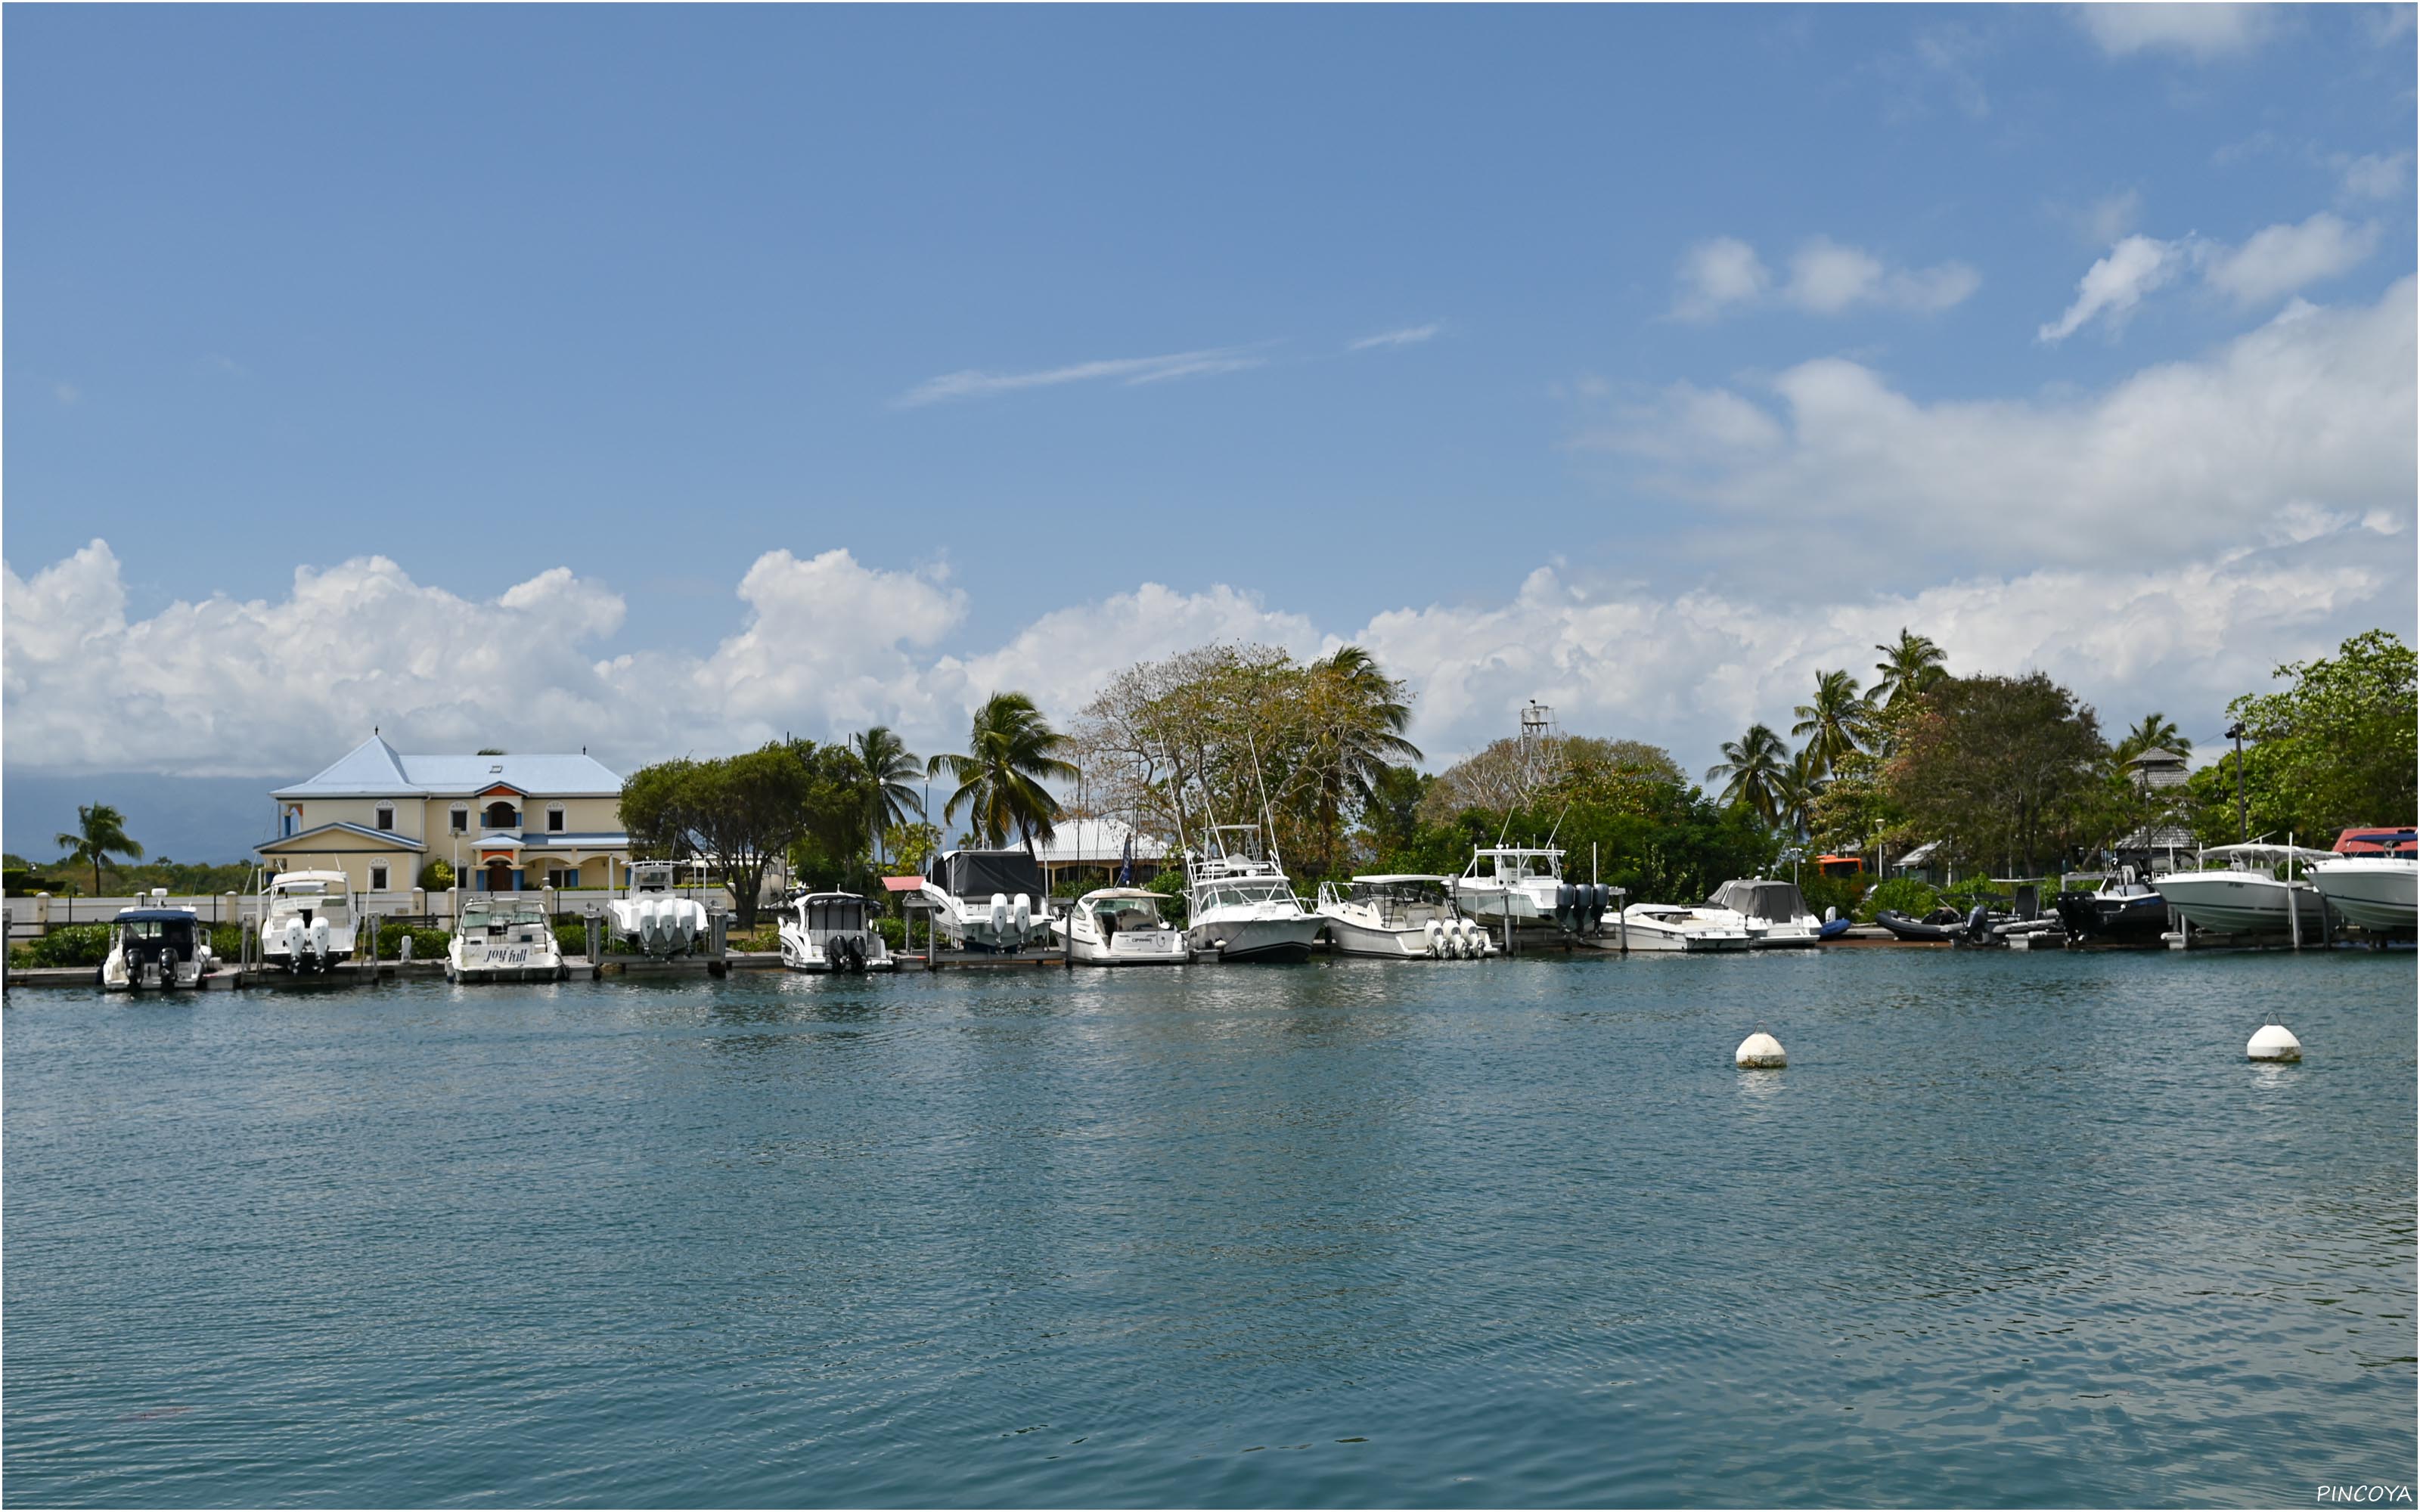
[{"x1": 5, "y1": 885, "x2": 732, "y2": 941}]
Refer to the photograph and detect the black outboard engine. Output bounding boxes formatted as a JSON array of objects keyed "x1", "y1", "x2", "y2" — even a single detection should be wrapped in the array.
[
  {"x1": 836, "y1": 935, "x2": 867, "y2": 974},
  {"x1": 1964, "y1": 904, "x2": 1992, "y2": 943},
  {"x1": 1554, "y1": 883, "x2": 1575, "y2": 931}
]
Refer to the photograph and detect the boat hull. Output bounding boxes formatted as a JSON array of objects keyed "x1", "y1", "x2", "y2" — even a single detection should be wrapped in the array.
[
  {"x1": 1319, "y1": 913, "x2": 1485, "y2": 959},
  {"x1": 2152, "y1": 873, "x2": 2326, "y2": 936},
  {"x1": 1060, "y1": 928, "x2": 1191, "y2": 965},
  {"x1": 2310, "y1": 860, "x2": 2417, "y2": 935},
  {"x1": 2052, "y1": 891, "x2": 2170, "y2": 944},
  {"x1": 1189, "y1": 914, "x2": 1323, "y2": 962}
]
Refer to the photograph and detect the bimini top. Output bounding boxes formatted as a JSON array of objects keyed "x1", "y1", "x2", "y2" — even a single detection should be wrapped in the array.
[
  {"x1": 113, "y1": 908, "x2": 198, "y2": 923},
  {"x1": 1078, "y1": 888, "x2": 1165, "y2": 903},
  {"x1": 1351, "y1": 874, "x2": 1452, "y2": 886},
  {"x1": 2334, "y1": 827, "x2": 2418, "y2": 855},
  {"x1": 2197, "y1": 842, "x2": 2337, "y2": 867}
]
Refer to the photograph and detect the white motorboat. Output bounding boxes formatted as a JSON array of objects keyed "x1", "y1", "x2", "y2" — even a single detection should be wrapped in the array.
[
  {"x1": 1054, "y1": 888, "x2": 1190, "y2": 965},
  {"x1": 447, "y1": 895, "x2": 566, "y2": 983},
  {"x1": 2152, "y1": 844, "x2": 2332, "y2": 937},
  {"x1": 1314, "y1": 875, "x2": 1493, "y2": 959},
  {"x1": 1618, "y1": 901, "x2": 1754, "y2": 952},
  {"x1": 101, "y1": 901, "x2": 213, "y2": 990},
  {"x1": 2308, "y1": 835, "x2": 2416, "y2": 937},
  {"x1": 1705, "y1": 878, "x2": 1823, "y2": 947},
  {"x1": 259, "y1": 869, "x2": 358, "y2": 974},
  {"x1": 917, "y1": 849, "x2": 1056, "y2": 953},
  {"x1": 607, "y1": 860, "x2": 710, "y2": 959},
  {"x1": 779, "y1": 891, "x2": 899, "y2": 972},
  {"x1": 1184, "y1": 825, "x2": 1323, "y2": 963},
  {"x1": 1453, "y1": 845, "x2": 1616, "y2": 937}
]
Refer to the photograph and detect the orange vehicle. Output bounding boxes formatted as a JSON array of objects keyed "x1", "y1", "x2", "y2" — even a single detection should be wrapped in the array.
[{"x1": 1816, "y1": 854, "x2": 1866, "y2": 879}]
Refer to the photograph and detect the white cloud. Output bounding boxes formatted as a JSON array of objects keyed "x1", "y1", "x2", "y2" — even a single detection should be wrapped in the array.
[
  {"x1": 1606, "y1": 277, "x2": 2417, "y2": 575},
  {"x1": 2086, "y1": 187, "x2": 2145, "y2": 243},
  {"x1": 894, "y1": 345, "x2": 1266, "y2": 407},
  {"x1": 2038, "y1": 233, "x2": 2195, "y2": 341},
  {"x1": 2338, "y1": 150, "x2": 2412, "y2": 200},
  {"x1": 2077, "y1": 4, "x2": 2272, "y2": 60},
  {"x1": 1674, "y1": 235, "x2": 1977, "y2": 321},
  {"x1": 2203, "y1": 212, "x2": 2381, "y2": 307},
  {"x1": 1348, "y1": 324, "x2": 1442, "y2": 351}
]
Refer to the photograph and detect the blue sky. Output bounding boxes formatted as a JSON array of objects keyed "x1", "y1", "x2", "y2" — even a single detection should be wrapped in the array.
[{"x1": 5, "y1": 4, "x2": 2415, "y2": 856}]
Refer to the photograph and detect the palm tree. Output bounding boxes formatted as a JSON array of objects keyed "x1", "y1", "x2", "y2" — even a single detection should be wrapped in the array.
[
  {"x1": 927, "y1": 692, "x2": 1079, "y2": 860},
  {"x1": 1705, "y1": 723, "x2": 1789, "y2": 823},
  {"x1": 2112, "y1": 712, "x2": 2189, "y2": 764},
  {"x1": 1869, "y1": 628, "x2": 1947, "y2": 707},
  {"x1": 1307, "y1": 646, "x2": 1422, "y2": 874},
  {"x1": 1790, "y1": 668, "x2": 1873, "y2": 778},
  {"x1": 1774, "y1": 746, "x2": 1827, "y2": 840},
  {"x1": 851, "y1": 726, "x2": 924, "y2": 865},
  {"x1": 54, "y1": 803, "x2": 144, "y2": 896}
]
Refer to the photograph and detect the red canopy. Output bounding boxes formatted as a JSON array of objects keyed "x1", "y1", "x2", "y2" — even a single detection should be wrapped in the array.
[{"x1": 880, "y1": 875, "x2": 925, "y2": 893}]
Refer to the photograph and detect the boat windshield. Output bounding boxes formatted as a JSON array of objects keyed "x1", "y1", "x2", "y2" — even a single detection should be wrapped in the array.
[
  {"x1": 1196, "y1": 881, "x2": 1292, "y2": 909},
  {"x1": 274, "y1": 880, "x2": 328, "y2": 896}
]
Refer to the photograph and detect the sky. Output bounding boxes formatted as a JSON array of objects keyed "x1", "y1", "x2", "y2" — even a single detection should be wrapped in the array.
[{"x1": 5, "y1": 4, "x2": 2415, "y2": 857}]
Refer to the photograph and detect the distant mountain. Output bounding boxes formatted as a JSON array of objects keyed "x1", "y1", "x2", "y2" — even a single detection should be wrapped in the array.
[{"x1": 5, "y1": 772, "x2": 281, "y2": 867}]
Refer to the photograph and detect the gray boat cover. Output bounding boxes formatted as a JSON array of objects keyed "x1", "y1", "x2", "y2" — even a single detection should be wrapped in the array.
[
  {"x1": 929, "y1": 850, "x2": 1044, "y2": 900},
  {"x1": 1707, "y1": 879, "x2": 1809, "y2": 924}
]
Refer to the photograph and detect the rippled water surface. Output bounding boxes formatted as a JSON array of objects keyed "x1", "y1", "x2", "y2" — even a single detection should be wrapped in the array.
[{"x1": 6, "y1": 950, "x2": 2413, "y2": 1507}]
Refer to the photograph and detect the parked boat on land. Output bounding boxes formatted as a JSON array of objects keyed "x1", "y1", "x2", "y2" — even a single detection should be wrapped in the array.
[
  {"x1": 779, "y1": 891, "x2": 898, "y2": 972},
  {"x1": 608, "y1": 860, "x2": 710, "y2": 959},
  {"x1": 101, "y1": 903, "x2": 213, "y2": 990},
  {"x1": 1874, "y1": 909, "x2": 1959, "y2": 943},
  {"x1": 2152, "y1": 843, "x2": 2332, "y2": 937},
  {"x1": 918, "y1": 849, "x2": 1056, "y2": 953},
  {"x1": 2309, "y1": 828, "x2": 2416, "y2": 938},
  {"x1": 1055, "y1": 888, "x2": 1190, "y2": 965},
  {"x1": 2052, "y1": 868, "x2": 2172, "y2": 945},
  {"x1": 1184, "y1": 824, "x2": 1323, "y2": 963},
  {"x1": 259, "y1": 869, "x2": 357, "y2": 974},
  {"x1": 1315, "y1": 875, "x2": 1493, "y2": 959},
  {"x1": 1705, "y1": 878, "x2": 1823, "y2": 947},
  {"x1": 1619, "y1": 900, "x2": 1753, "y2": 951},
  {"x1": 1452, "y1": 845, "x2": 1615, "y2": 937},
  {"x1": 447, "y1": 896, "x2": 566, "y2": 983}
]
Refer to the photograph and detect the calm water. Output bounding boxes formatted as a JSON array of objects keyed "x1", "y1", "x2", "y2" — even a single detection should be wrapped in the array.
[{"x1": 5, "y1": 950, "x2": 2413, "y2": 1507}]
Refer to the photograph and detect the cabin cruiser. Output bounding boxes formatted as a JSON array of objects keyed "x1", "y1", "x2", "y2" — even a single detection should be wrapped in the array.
[
  {"x1": 1618, "y1": 901, "x2": 1753, "y2": 952},
  {"x1": 446, "y1": 895, "x2": 566, "y2": 983},
  {"x1": 2152, "y1": 844, "x2": 2332, "y2": 938},
  {"x1": 1184, "y1": 824, "x2": 1323, "y2": 963},
  {"x1": 1314, "y1": 875, "x2": 1492, "y2": 959},
  {"x1": 2308, "y1": 829, "x2": 2416, "y2": 937},
  {"x1": 1705, "y1": 878, "x2": 1823, "y2": 947},
  {"x1": 2052, "y1": 868, "x2": 2171, "y2": 944},
  {"x1": 918, "y1": 849, "x2": 1056, "y2": 953},
  {"x1": 1453, "y1": 845, "x2": 1615, "y2": 937},
  {"x1": 260, "y1": 869, "x2": 358, "y2": 974},
  {"x1": 780, "y1": 891, "x2": 898, "y2": 972},
  {"x1": 608, "y1": 860, "x2": 709, "y2": 959},
  {"x1": 1055, "y1": 888, "x2": 1190, "y2": 965},
  {"x1": 101, "y1": 903, "x2": 213, "y2": 990}
]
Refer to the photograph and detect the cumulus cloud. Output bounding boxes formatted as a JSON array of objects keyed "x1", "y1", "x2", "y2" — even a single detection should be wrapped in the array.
[
  {"x1": 1671, "y1": 237, "x2": 1772, "y2": 321},
  {"x1": 894, "y1": 345, "x2": 1267, "y2": 407},
  {"x1": 2076, "y1": 3, "x2": 2272, "y2": 60},
  {"x1": 1674, "y1": 235, "x2": 1977, "y2": 320},
  {"x1": 2037, "y1": 234, "x2": 2197, "y2": 341},
  {"x1": 2202, "y1": 212, "x2": 2381, "y2": 308},
  {"x1": 2338, "y1": 150, "x2": 2412, "y2": 200},
  {"x1": 1604, "y1": 277, "x2": 2416, "y2": 575}
]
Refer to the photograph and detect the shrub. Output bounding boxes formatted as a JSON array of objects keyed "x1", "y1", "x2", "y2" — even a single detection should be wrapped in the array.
[
  {"x1": 1798, "y1": 872, "x2": 1865, "y2": 923},
  {"x1": 417, "y1": 860, "x2": 455, "y2": 891},
  {"x1": 1860, "y1": 877, "x2": 1940, "y2": 922},
  {"x1": 873, "y1": 916, "x2": 907, "y2": 950},
  {"x1": 1941, "y1": 876, "x2": 2015, "y2": 912},
  {"x1": 373, "y1": 922, "x2": 451, "y2": 959},
  {"x1": 20, "y1": 925, "x2": 112, "y2": 968}
]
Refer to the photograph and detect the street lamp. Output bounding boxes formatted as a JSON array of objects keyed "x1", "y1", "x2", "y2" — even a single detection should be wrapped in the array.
[{"x1": 2224, "y1": 720, "x2": 2248, "y2": 844}]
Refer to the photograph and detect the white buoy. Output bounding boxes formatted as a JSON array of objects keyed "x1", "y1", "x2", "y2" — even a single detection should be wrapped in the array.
[
  {"x1": 1735, "y1": 1030, "x2": 1787, "y2": 1069},
  {"x1": 2247, "y1": 1023, "x2": 2302, "y2": 1062}
]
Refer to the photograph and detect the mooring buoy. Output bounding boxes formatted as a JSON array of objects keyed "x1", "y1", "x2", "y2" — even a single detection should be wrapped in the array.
[
  {"x1": 2247, "y1": 1023, "x2": 2302, "y2": 1063},
  {"x1": 1735, "y1": 1030, "x2": 1786, "y2": 1069}
]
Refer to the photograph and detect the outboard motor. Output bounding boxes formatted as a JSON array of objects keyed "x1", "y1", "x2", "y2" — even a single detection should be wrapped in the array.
[
  {"x1": 988, "y1": 894, "x2": 1010, "y2": 945},
  {"x1": 1965, "y1": 904, "x2": 1992, "y2": 943},
  {"x1": 1012, "y1": 894, "x2": 1033, "y2": 943},
  {"x1": 309, "y1": 916, "x2": 332, "y2": 963},
  {"x1": 1554, "y1": 883, "x2": 1575, "y2": 931}
]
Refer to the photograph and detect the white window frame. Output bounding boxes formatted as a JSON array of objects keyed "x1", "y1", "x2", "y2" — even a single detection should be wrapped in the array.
[
  {"x1": 547, "y1": 803, "x2": 566, "y2": 834},
  {"x1": 369, "y1": 863, "x2": 389, "y2": 891},
  {"x1": 450, "y1": 803, "x2": 469, "y2": 835},
  {"x1": 375, "y1": 804, "x2": 395, "y2": 832}
]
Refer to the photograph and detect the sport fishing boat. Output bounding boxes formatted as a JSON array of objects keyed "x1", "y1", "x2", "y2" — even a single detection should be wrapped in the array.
[
  {"x1": 2052, "y1": 868, "x2": 2172, "y2": 945},
  {"x1": 259, "y1": 869, "x2": 358, "y2": 974},
  {"x1": 1452, "y1": 845, "x2": 1615, "y2": 937},
  {"x1": 1618, "y1": 900, "x2": 1754, "y2": 952},
  {"x1": 779, "y1": 891, "x2": 898, "y2": 972},
  {"x1": 1054, "y1": 888, "x2": 1190, "y2": 965},
  {"x1": 607, "y1": 860, "x2": 709, "y2": 959},
  {"x1": 917, "y1": 849, "x2": 1056, "y2": 953},
  {"x1": 1705, "y1": 878, "x2": 1823, "y2": 947},
  {"x1": 1184, "y1": 824, "x2": 1323, "y2": 963},
  {"x1": 1314, "y1": 875, "x2": 1492, "y2": 959},
  {"x1": 101, "y1": 901, "x2": 214, "y2": 990},
  {"x1": 2308, "y1": 828, "x2": 2416, "y2": 938},
  {"x1": 446, "y1": 895, "x2": 566, "y2": 983},
  {"x1": 2151, "y1": 843, "x2": 2332, "y2": 938}
]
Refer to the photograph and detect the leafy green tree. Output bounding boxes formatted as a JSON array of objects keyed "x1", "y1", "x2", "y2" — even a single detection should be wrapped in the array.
[
  {"x1": 1870, "y1": 628, "x2": 1948, "y2": 708},
  {"x1": 2192, "y1": 630, "x2": 2417, "y2": 843},
  {"x1": 1773, "y1": 745, "x2": 1826, "y2": 840},
  {"x1": 1885, "y1": 672, "x2": 2108, "y2": 877},
  {"x1": 1361, "y1": 763, "x2": 1431, "y2": 865},
  {"x1": 54, "y1": 803, "x2": 144, "y2": 896},
  {"x1": 619, "y1": 746, "x2": 811, "y2": 928},
  {"x1": 1791, "y1": 668, "x2": 1874, "y2": 778},
  {"x1": 929, "y1": 692, "x2": 1079, "y2": 859},
  {"x1": 1303, "y1": 645, "x2": 1422, "y2": 875},
  {"x1": 851, "y1": 726, "x2": 924, "y2": 865},
  {"x1": 1705, "y1": 723, "x2": 1789, "y2": 822}
]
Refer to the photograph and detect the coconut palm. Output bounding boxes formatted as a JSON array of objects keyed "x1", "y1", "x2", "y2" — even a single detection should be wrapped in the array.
[
  {"x1": 1869, "y1": 628, "x2": 1948, "y2": 707},
  {"x1": 54, "y1": 802, "x2": 144, "y2": 896},
  {"x1": 1790, "y1": 668, "x2": 1874, "y2": 779},
  {"x1": 2112, "y1": 712, "x2": 2190, "y2": 764},
  {"x1": 928, "y1": 692, "x2": 1079, "y2": 860},
  {"x1": 1705, "y1": 723, "x2": 1789, "y2": 823},
  {"x1": 851, "y1": 726, "x2": 924, "y2": 864},
  {"x1": 1306, "y1": 646, "x2": 1422, "y2": 874},
  {"x1": 1774, "y1": 746, "x2": 1827, "y2": 840}
]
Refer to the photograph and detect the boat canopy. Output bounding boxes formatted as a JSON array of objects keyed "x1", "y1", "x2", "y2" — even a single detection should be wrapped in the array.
[
  {"x1": 1078, "y1": 888, "x2": 1165, "y2": 903},
  {"x1": 1706, "y1": 879, "x2": 1810, "y2": 922},
  {"x1": 113, "y1": 908, "x2": 199, "y2": 924},
  {"x1": 2333, "y1": 827, "x2": 2418, "y2": 855},
  {"x1": 929, "y1": 849, "x2": 1044, "y2": 900},
  {"x1": 2199, "y1": 843, "x2": 2336, "y2": 867},
  {"x1": 800, "y1": 893, "x2": 873, "y2": 930}
]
